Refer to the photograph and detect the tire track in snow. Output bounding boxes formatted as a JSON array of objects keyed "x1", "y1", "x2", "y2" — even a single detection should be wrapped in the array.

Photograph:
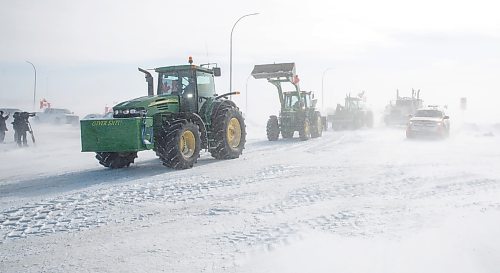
[
  {"x1": 215, "y1": 166, "x2": 500, "y2": 255},
  {"x1": 0, "y1": 164, "x2": 301, "y2": 242}
]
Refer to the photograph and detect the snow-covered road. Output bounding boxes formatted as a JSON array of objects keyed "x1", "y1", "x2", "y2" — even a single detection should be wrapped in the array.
[{"x1": 1, "y1": 124, "x2": 499, "y2": 272}]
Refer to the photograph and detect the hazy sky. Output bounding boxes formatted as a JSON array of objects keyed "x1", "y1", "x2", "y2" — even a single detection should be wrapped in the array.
[{"x1": 1, "y1": 0, "x2": 499, "y2": 123}]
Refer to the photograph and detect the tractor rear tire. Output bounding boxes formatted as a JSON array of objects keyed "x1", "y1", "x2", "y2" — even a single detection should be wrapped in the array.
[
  {"x1": 266, "y1": 116, "x2": 280, "y2": 141},
  {"x1": 96, "y1": 152, "x2": 137, "y2": 169},
  {"x1": 299, "y1": 118, "x2": 311, "y2": 141},
  {"x1": 311, "y1": 114, "x2": 323, "y2": 138},
  {"x1": 156, "y1": 119, "x2": 201, "y2": 169},
  {"x1": 210, "y1": 107, "x2": 246, "y2": 159}
]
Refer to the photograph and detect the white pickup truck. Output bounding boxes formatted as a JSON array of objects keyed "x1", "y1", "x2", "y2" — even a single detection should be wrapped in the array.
[{"x1": 34, "y1": 108, "x2": 80, "y2": 125}]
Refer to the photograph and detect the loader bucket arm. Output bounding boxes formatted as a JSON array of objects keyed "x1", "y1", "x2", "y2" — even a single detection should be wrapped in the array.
[{"x1": 251, "y1": 63, "x2": 301, "y2": 109}]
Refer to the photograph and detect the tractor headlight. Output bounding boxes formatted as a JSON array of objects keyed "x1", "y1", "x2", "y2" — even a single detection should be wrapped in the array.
[
  {"x1": 122, "y1": 109, "x2": 130, "y2": 115},
  {"x1": 436, "y1": 122, "x2": 442, "y2": 126},
  {"x1": 129, "y1": 109, "x2": 137, "y2": 114},
  {"x1": 114, "y1": 110, "x2": 121, "y2": 115}
]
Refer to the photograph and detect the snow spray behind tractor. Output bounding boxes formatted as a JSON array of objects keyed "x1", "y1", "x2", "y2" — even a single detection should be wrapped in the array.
[
  {"x1": 251, "y1": 63, "x2": 323, "y2": 141},
  {"x1": 80, "y1": 58, "x2": 246, "y2": 169}
]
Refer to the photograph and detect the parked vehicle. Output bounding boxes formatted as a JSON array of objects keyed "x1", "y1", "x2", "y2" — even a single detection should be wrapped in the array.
[
  {"x1": 82, "y1": 113, "x2": 104, "y2": 120},
  {"x1": 34, "y1": 108, "x2": 80, "y2": 125},
  {"x1": 406, "y1": 106, "x2": 450, "y2": 139}
]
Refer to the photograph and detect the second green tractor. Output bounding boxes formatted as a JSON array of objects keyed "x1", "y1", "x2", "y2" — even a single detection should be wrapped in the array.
[{"x1": 251, "y1": 63, "x2": 323, "y2": 141}]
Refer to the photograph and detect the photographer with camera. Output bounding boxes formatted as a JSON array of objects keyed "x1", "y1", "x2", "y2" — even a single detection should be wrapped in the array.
[{"x1": 12, "y1": 112, "x2": 35, "y2": 147}]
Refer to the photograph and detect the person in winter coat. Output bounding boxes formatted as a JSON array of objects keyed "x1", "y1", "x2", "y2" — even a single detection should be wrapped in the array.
[
  {"x1": 0, "y1": 111, "x2": 9, "y2": 143},
  {"x1": 12, "y1": 112, "x2": 30, "y2": 146}
]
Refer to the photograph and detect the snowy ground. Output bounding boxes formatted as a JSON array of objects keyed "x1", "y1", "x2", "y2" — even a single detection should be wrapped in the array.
[{"x1": 1, "y1": 122, "x2": 499, "y2": 272}]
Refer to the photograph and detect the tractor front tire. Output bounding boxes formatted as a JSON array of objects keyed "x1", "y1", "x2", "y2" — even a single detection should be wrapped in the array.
[
  {"x1": 96, "y1": 152, "x2": 137, "y2": 169},
  {"x1": 299, "y1": 118, "x2": 311, "y2": 141},
  {"x1": 156, "y1": 120, "x2": 201, "y2": 169},
  {"x1": 210, "y1": 107, "x2": 246, "y2": 159},
  {"x1": 266, "y1": 116, "x2": 280, "y2": 141}
]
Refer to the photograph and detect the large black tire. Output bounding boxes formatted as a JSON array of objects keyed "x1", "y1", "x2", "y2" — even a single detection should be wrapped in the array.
[
  {"x1": 266, "y1": 115, "x2": 280, "y2": 141},
  {"x1": 156, "y1": 119, "x2": 201, "y2": 169},
  {"x1": 299, "y1": 118, "x2": 311, "y2": 141},
  {"x1": 96, "y1": 152, "x2": 137, "y2": 169},
  {"x1": 210, "y1": 107, "x2": 246, "y2": 159},
  {"x1": 311, "y1": 113, "x2": 323, "y2": 138}
]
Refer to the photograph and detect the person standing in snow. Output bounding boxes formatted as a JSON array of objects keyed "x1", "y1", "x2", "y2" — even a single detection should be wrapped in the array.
[
  {"x1": 0, "y1": 111, "x2": 9, "y2": 143},
  {"x1": 12, "y1": 112, "x2": 31, "y2": 147}
]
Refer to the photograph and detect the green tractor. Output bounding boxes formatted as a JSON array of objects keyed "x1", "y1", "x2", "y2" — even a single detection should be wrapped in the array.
[
  {"x1": 80, "y1": 58, "x2": 246, "y2": 170},
  {"x1": 251, "y1": 63, "x2": 323, "y2": 141}
]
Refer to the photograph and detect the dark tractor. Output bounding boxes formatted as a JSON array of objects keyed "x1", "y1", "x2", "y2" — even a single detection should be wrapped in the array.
[
  {"x1": 251, "y1": 63, "x2": 323, "y2": 141},
  {"x1": 80, "y1": 58, "x2": 246, "y2": 170},
  {"x1": 328, "y1": 92, "x2": 374, "y2": 130}
]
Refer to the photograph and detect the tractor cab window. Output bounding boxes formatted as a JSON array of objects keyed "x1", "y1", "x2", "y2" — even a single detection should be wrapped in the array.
[
  {"x1": 159, "y1": 73, "x2": 180, "y2": 95},
  {"x1": 196, "y1": 71, "x2": 216, "y2": 98},
  {"x1": 158, "y1": 70, "x2": 194, "y2": 96},
  {"x1": 285, "y1": 93, "x2": 300, "y2": 109}
]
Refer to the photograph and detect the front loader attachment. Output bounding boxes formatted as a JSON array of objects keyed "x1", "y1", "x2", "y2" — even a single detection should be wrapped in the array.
[
  {"x1": 251, "y1": 63, "x2": 301, "y2": 108},
  {"x1": 251, "y1": 63, "x2": 296, "y2": 80}
]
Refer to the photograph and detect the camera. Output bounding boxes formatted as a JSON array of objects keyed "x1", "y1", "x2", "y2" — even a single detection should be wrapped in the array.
[{"x1": 17, "y1": 112, "x2": 36, "y2": 120}]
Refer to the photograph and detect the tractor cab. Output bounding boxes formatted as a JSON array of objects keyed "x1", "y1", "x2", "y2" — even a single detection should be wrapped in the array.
[
  {"x1": 155, "y1": 64, "x2": 219, "y2": 113},
  {"x1": 284, "y1": 91, "x2": 313, "y2": 111}
]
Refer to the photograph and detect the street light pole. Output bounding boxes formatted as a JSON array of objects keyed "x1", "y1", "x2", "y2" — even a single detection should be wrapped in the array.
[
  {"x1": 321, "y1": 68, "x2": 334, "y2": 112},
  {"x1": 230, "y1": 12, "x2": 259, "y2": 99},
  {"x1": 26, "y1": 61, "x2": 37, "y2": 110}
]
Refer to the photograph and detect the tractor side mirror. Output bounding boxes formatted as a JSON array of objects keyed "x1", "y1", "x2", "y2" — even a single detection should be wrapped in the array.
[
  {"x1": 213, "y1": 67, "x2": 221, "y2": 77},
  {"x1": 443, "y1": 115, "x2": 449, "y2": 119}
]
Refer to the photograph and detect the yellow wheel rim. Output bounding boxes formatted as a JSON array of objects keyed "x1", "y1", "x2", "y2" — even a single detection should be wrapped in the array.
[
  {"x1": 226, "y1": 118, "x2": 242, "y2": 148},
  {"x1": 179, "y1": 130, "x2": 196, "y2": 158}
]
